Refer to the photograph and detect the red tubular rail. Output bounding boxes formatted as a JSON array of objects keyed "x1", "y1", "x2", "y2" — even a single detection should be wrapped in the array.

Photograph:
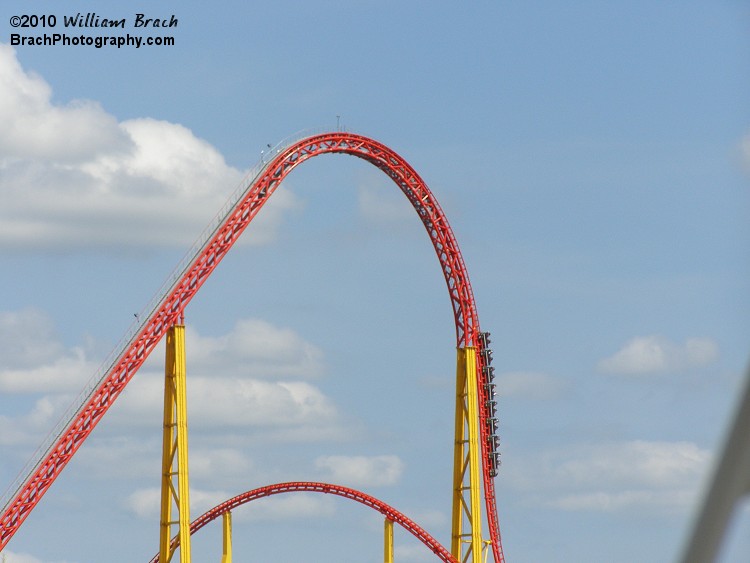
[
  {"x1": 0, "y1": 132, "x2": 504, "y2": 562},
  {"x1": 149, "y1": 482, "x2": 459, "y2": 563}
]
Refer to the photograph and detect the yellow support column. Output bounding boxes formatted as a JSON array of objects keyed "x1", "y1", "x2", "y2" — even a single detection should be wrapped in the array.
[
  {"x1": 451, "y1": 347, "x2": 483, "y2": 563},
  {"x1": 221, "y1": 511, "x2": 233, "y2": 563},
  {"x1": 384, "y1": 518, "x2": 394, "y2": 563},
  {"x1": 159, "y1": 323, "x2": 192, "y2": 563}
]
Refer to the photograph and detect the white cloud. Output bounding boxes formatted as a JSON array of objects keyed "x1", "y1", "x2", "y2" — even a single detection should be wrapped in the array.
[
  {"x1": 314, "y1": 454, "x2": 404, "y2": 487},
  {"x1": 547, "y1": 489, "x2": 695, "y2": 512},
  {"x1": 358, "y1": 182, "x2": 413, "y2": 224},
  {"x1": 0, "y1": 45, "x2": 299, "y2": 250},
  {"x1": 185, "y1": 319, "x2": 325, "y2": 379},
  {"x1": 123, "y1": 487, "x2": 160, "y2": 519},
  {"x1": 1, "y1": 552, "x2": 42, "y2": 563},
  {"x1": 495, "y1": 371, "x2": 566, "y2": 400},
  {"x1": 504, "y1": 440, "x2": 710, "y2": 514},
  {"x1": 75, "y1": 437, "x2": 160, "y2": 480},
  {"x1": 189, "y1": 488, "x2": 236, "y2": 516},
  {"x1": 0, "y1": 45, "x2": 127, "y2": 163},
  {"x1": 186, "y1": 377, "x2": 341, "y2": 435},
  {"x1": 0, "y1": 309, "x2": 102, "y2": 394},
  {"x1": 233, "y1": 493, "x2": 336, "y2": 522},
  {"x1": 113, "y1": 372, "x2": 341, "y2": 433},
  {"x1": 0, "y1": 313, "x2": 345, "y2": 450},
  {"x1": 0, "y1": 309, "x2": 64, "y2": 369},
  {"x1": 739, "y1": 133, "x2": 750, "y2": 174},
  {"x1": 125, "y1": 486, "x2": 336, "y2": 523},
  {"x1": 2, "y1": 551, "x2": 76, "y2": 563},
  {"x1": 106, "y1": 318, "x2": 341, "y2": 435},
  {"x1": 597, "y1": 335, "x2": 718, "y2": 375},
  {"x1": 397, "y1": 508, "x2": 447, "y2": 530},
  {"x1": 125, "y1": 486, "x2": 233, "y2": 520},
  {"x1": 0, "y1": 348, "x2": 97, "y2": 394},
  {"x1": 0, "y1": 394, "x2": 76, "y2": 446},
  {"x1": 554, "y1": 441, "x2": 708, "y2": 488},
  {"x1": 76, "y1": 437, "x2": 257, "y2": 492},
  {"x1": 188, "y1": 448, "x2": 255, "y2": 481}
]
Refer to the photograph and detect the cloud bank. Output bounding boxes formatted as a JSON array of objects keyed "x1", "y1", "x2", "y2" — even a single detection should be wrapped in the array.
[
  {"x1": 504, "y1": 440, "x2": 710, "y2": 514},
  {"x1": 0, "y1": 309, "x2": 344, "y2": 449},
  {"x1": 0, "y1": 44, "x2": 298, "y2": 251}
]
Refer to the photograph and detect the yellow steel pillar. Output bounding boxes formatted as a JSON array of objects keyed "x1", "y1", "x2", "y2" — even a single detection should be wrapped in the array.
[
  {"x1": 221, "y1": 511, "x2": 233, "y2": 563},
  {"x1": 451, "y1": 347, "x2": 483, "y2": 563},
  {"x1": 159, "y1": 323, "x2": 192, "y2": 563},
  {"x1": 384, "y1": 518, "x2": 394, "y2": 563}
]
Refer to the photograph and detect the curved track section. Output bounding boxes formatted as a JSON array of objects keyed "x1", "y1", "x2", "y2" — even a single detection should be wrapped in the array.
[
  {"x1": 149, "y1": 482, "x2": 459, "y2": 563},
  {"x1": 0, "y1": 132, "x2": 503, "y2": 561}
]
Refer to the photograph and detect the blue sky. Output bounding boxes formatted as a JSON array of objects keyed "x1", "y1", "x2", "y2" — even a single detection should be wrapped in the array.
[{"x1": 1, "y1": 1, "x2": 749, "y2": 562}]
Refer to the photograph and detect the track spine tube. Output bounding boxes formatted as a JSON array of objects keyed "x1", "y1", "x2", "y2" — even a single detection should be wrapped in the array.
[{"x1": 150, "y1": 482, "x2": 460, "y2": 563}]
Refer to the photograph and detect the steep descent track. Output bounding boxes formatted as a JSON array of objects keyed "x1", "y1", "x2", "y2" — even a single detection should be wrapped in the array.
[
  {"x1": 149, "y1": 482, "x2": 460, "y2": 563},
  {"x1": 0, "y1": 132, "x2": 504, "y2": 561}
]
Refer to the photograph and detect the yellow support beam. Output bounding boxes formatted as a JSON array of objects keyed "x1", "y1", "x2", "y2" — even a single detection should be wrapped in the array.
[
  {"x1": 221, "y1": 511, "x2": 233, "y2": 563},
  {"x1": 384, "y1": 518, "x2": 394, "y2": 563},
  {"x1": 159, "y1": 323, "x2": 192, "y2": 563},
  {"x1": 451, "y1": 347, "x2": 483, "y2": 563}
]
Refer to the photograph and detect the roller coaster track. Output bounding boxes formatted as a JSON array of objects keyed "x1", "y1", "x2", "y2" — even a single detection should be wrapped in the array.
[
  {"x1": 149, "y1": 482, "x2": 460, "y2": 563},
  {"x1": 0, "y1": 131, "x2": 504, "y2": 561}
]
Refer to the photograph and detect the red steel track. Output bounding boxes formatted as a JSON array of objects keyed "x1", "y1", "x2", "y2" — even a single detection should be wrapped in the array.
[
  {"x1": 149, "y1": 482, "x2": 460, "y2": 563},
  {"x1": 0, "y1": 132, "x2": 504, "y2": 561}
]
